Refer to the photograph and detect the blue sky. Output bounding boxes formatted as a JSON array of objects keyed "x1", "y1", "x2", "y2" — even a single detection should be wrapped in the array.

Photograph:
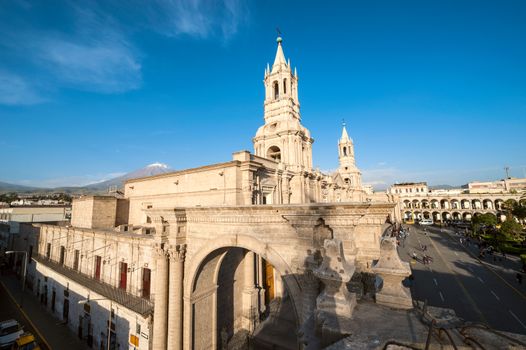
[{"x1": 1, "y1": 0, "x2": 525, "y2": 189}]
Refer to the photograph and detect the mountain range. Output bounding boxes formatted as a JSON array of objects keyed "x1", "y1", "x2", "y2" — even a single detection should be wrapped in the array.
[{"x1": 0, "y1": 163, "x2": 172, "y2": 195}]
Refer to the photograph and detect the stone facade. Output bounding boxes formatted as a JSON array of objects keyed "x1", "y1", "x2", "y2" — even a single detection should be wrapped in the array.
[
  {"x1": 389, "y1": 182, "x2": 522, "y2": 223},
  {"x1": 17, "y1": 36, "x2": 404, "y2": 350}
]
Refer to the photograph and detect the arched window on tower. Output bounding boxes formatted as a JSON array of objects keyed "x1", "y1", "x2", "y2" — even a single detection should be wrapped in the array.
[
  {"x1": 283, "y1": 79, "x2": 287, "y2": 94},
  {"x1": 273, "y1": 81, "x2": 279, "y2": 99},
  {"x1": 267, "y1": 146, "x2": 281, "y2": 162},
  {"x1": 343, "y1": 147, "x2": 347, "y2": 156}
]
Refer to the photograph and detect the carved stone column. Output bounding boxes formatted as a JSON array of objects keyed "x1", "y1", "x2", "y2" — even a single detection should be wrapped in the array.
[
  {"x1": 242, "y1": 251, "x2": 258, "y2": 331},
  {"x1": 167, "y1": 244, "x2": 186, "y2": 350},
  {"x1": 152, "y1": 246, "x2": 169, "y2": 350}
]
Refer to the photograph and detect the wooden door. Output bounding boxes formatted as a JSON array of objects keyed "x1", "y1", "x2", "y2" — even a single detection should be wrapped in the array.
[
  {"x1": 119, "y1": 262, "x2": 128, "y2": 290},
  {"x1": 264, "y1": 260, "x2": 275, "y2": 303},
  {"x1": 94, "y1": 256, "x2": 101, "y2": 280},
  {"x1": 142, "y1": 268, "x2": 151, "y2": 298}
]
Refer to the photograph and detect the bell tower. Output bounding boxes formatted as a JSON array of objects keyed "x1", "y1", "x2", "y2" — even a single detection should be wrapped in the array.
[
  {"x1": 338, "y1": 122, "x2": 362, "y2": 188},
  {"x1": 253, "y1": 35, "x2": 313, "y2": 171}
]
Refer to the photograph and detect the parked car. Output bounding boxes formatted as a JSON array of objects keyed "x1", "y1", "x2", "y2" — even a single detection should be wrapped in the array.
[
  {"x1": 419, "y1": 219, "x2": 434, "y2": 226},
  {"x1": 12, "y1": 332, "x2": 40, "y2": 350},
  {"x1": 0, "y1": 320, "x2": 23, "y2": 349}
]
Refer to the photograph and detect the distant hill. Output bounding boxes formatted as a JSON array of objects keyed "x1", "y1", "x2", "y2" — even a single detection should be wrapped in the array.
[
  {"x1": 84, "y1": 163, "x2": 171, "y2": 191},
  {"x1": 0, "y1": 163, "x2": 172, "y2": 195},
  {"x1": 0, "y1": 181, "x2": 42, "y2": 193}
]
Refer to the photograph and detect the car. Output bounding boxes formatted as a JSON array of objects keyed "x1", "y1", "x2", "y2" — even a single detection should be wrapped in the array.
[
  {"x1": 419, "y1": 219, "x2": 434, "y2": 226},
  {"x1": 12, "y1": 332, "x2": 40, "y2": 350},
  {"x1": 0, "y1": 320, "x2": 23, "y2": 349}
]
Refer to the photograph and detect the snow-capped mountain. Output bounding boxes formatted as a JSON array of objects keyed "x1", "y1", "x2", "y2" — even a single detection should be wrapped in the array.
[{"x1": 84, "y1": 163, "x2": 172, "y2": 190}]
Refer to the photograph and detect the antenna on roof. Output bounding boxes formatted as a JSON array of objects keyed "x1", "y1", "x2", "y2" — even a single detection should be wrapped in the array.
[{"x1": 504, "y1": 166, "x2": 510, "y2": 179}]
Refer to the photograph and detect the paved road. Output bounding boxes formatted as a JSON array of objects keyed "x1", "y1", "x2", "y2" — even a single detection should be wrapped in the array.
[
  {"x1": 398, "y1": 224, "x2": 526, "y2": 335},
  {"x1": 0, "y1": 276, "x2": 50, "y2": 350},
  {"x1": 0, "y1": 273, "x2": 90, "y2": 350}
]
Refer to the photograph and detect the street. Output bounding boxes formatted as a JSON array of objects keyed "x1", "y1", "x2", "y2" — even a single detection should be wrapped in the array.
[
  {"x1": 399, "y1": 224, "x2": 526, "y2": 335},
  {"x1": 0, "y1": 273, "x2": 90, "y2": 350}
]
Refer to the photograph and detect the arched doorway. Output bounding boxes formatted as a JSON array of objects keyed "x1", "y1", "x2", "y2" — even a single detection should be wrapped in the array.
[{"x1": 185, "y1": 237, "x2": 301, "y2": 350}]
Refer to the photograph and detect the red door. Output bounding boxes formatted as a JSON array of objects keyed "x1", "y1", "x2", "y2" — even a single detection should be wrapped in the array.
[
  {"x1": 94, "y1": 256, "x2": 101, "y2": 280},
  {"x1": 119, "y1": 262, "x2": 127, "y2": 290},
  {"x1": 142, "y1": 268, "x2": 151, "y2": 298}
]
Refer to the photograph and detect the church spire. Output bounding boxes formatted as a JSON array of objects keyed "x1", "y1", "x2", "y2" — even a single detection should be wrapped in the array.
[
  {"x1": 341, "y1": 121, "x2": 350, "y2": 141},
  {"x1": 272, "y1": 35, "x2": 287, "y2": 71}
]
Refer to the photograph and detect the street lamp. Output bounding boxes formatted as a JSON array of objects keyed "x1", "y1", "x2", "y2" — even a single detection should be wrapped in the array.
[
  {"x1": 78, "y1": 298, "x2": 113, "y2": 350},
  {"x1": 5, "y1": 250, "x2": 28, "y2": 308}
]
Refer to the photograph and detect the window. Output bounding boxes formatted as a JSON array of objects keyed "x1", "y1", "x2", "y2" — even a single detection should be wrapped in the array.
[
  {"x1": 343, "y1": 147, "x2": 347, "y2": 156},
  {"x1": 283, "y1": 79, "x2": 287, "y2": 94},
  {"x1": 267, "y1": 146, "x2": 281, "y2": 162},
  {"x1": 59, "y1": 246, "x2": 66, "y2": 265},
  {"x1": 73, "y1": 250, "x2": 80, "y2": 271},
  {"x1": 273, "y1": 81, "x2": 279, "y2": 99},
  {"x1": 119, "y1": 262, "x2": 128, "y2": 290},
  {"x1": 46, "y1": 243, "x2": 51, "y2": 259}
]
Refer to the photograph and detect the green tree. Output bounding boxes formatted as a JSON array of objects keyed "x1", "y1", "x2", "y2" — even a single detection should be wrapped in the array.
[
  {"x1": 502, "y1": 199, "x2": 518, "y2": 220},
  {"x1": 499, "y1": 220, "x2": 523, "y2": 241},
  {"x1": 471, "y1": 213, "x2": 497, "y2": 236}
]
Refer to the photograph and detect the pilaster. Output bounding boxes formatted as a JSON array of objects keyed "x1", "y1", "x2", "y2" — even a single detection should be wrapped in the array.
[
  {"x1": 152, "y1": 245, "x2": 169, "y2": 350},
  {"x1": 167, "y1": 244, "x2": 186, "y2": 350}
]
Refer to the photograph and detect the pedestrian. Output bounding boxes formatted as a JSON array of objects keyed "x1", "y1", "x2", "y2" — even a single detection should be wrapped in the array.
[{"x1": 412, "y1": 252, "x2": 417, "y2": 261}]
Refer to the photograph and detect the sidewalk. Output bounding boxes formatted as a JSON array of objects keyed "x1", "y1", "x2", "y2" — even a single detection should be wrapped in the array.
[{"x1": 0, "y1": 274, "x2": 90, "y2": 350}]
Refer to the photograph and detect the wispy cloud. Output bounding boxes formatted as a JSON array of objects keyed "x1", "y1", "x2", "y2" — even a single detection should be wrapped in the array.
[
  {"x1": 0, "y1": 2, "x2": 141, "y2": 105},
  {"x1": 145, "y1": 0, "x2": 249, "y2": 40},
  {"x1": 0, "y1": 70, "x2": 45, "y2": 105},
  {"x1": 0, "y1": 0, "x2": 249, "y2": 106},
  {"x1": 36, "y1": 36, "x2": 141, "y2": 93}
]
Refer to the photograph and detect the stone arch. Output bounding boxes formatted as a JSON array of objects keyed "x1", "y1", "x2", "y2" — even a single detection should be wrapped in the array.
[
  {"x1": 440, "y1": 199, "x2": 450, "y2": 210},
  {"x1": 273, "y1": 81, "x2": 279, "y2": 99},
  {"x1": 483, "y1": 199, "x2": 494, "y2": 210},
  {"x1": 430, "y1": 200, "x2": 439, "y2": 209},
  {"x1": 184, "y1": 234, "x2": 302, "y2": 349},
  {"x1": 423, "y1": 211, "x2": 431, "y2": 219},
  {"x1": 451, "y1": 199, "x2": 460, "y2": 210},
  {"x1": 452, "y1": 212, "x2": 461, "y2": 221},
  {"x1": 442, "y1": 212, "x2": 450, "y2": 221},
  {"x1": 462, "y1": 212, "x2": 472, "y2": 221},
  {"x1": 267, "y1": 145, "x2": 281, "y2": 162},
  {"x1": 432, "y1": 211, "x2": 440, "y2": 222},
  {"x1": 403, "y1": 200, "x2": 411, "y2": 209}
]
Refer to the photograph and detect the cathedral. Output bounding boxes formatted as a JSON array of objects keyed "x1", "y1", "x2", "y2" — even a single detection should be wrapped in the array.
[{"x1": 17, "y1": 36, "x2": 402, "y2": 350}]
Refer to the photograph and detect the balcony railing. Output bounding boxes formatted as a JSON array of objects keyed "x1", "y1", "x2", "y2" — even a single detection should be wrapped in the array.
[{"x1": 33, "y1": 254, "x2": 153, "y2": 316}]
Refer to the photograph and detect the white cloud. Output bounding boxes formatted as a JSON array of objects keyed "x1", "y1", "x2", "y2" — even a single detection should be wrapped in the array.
[
  {"x1": 0, "y1": 70, "x2": 45, "y2": 105},
  {"x1": 36, "y1": 36, "x2": 141, "y2": 93},
  {"x1": 147, "y1": 0, "x2": 248, "y2": 40}
]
